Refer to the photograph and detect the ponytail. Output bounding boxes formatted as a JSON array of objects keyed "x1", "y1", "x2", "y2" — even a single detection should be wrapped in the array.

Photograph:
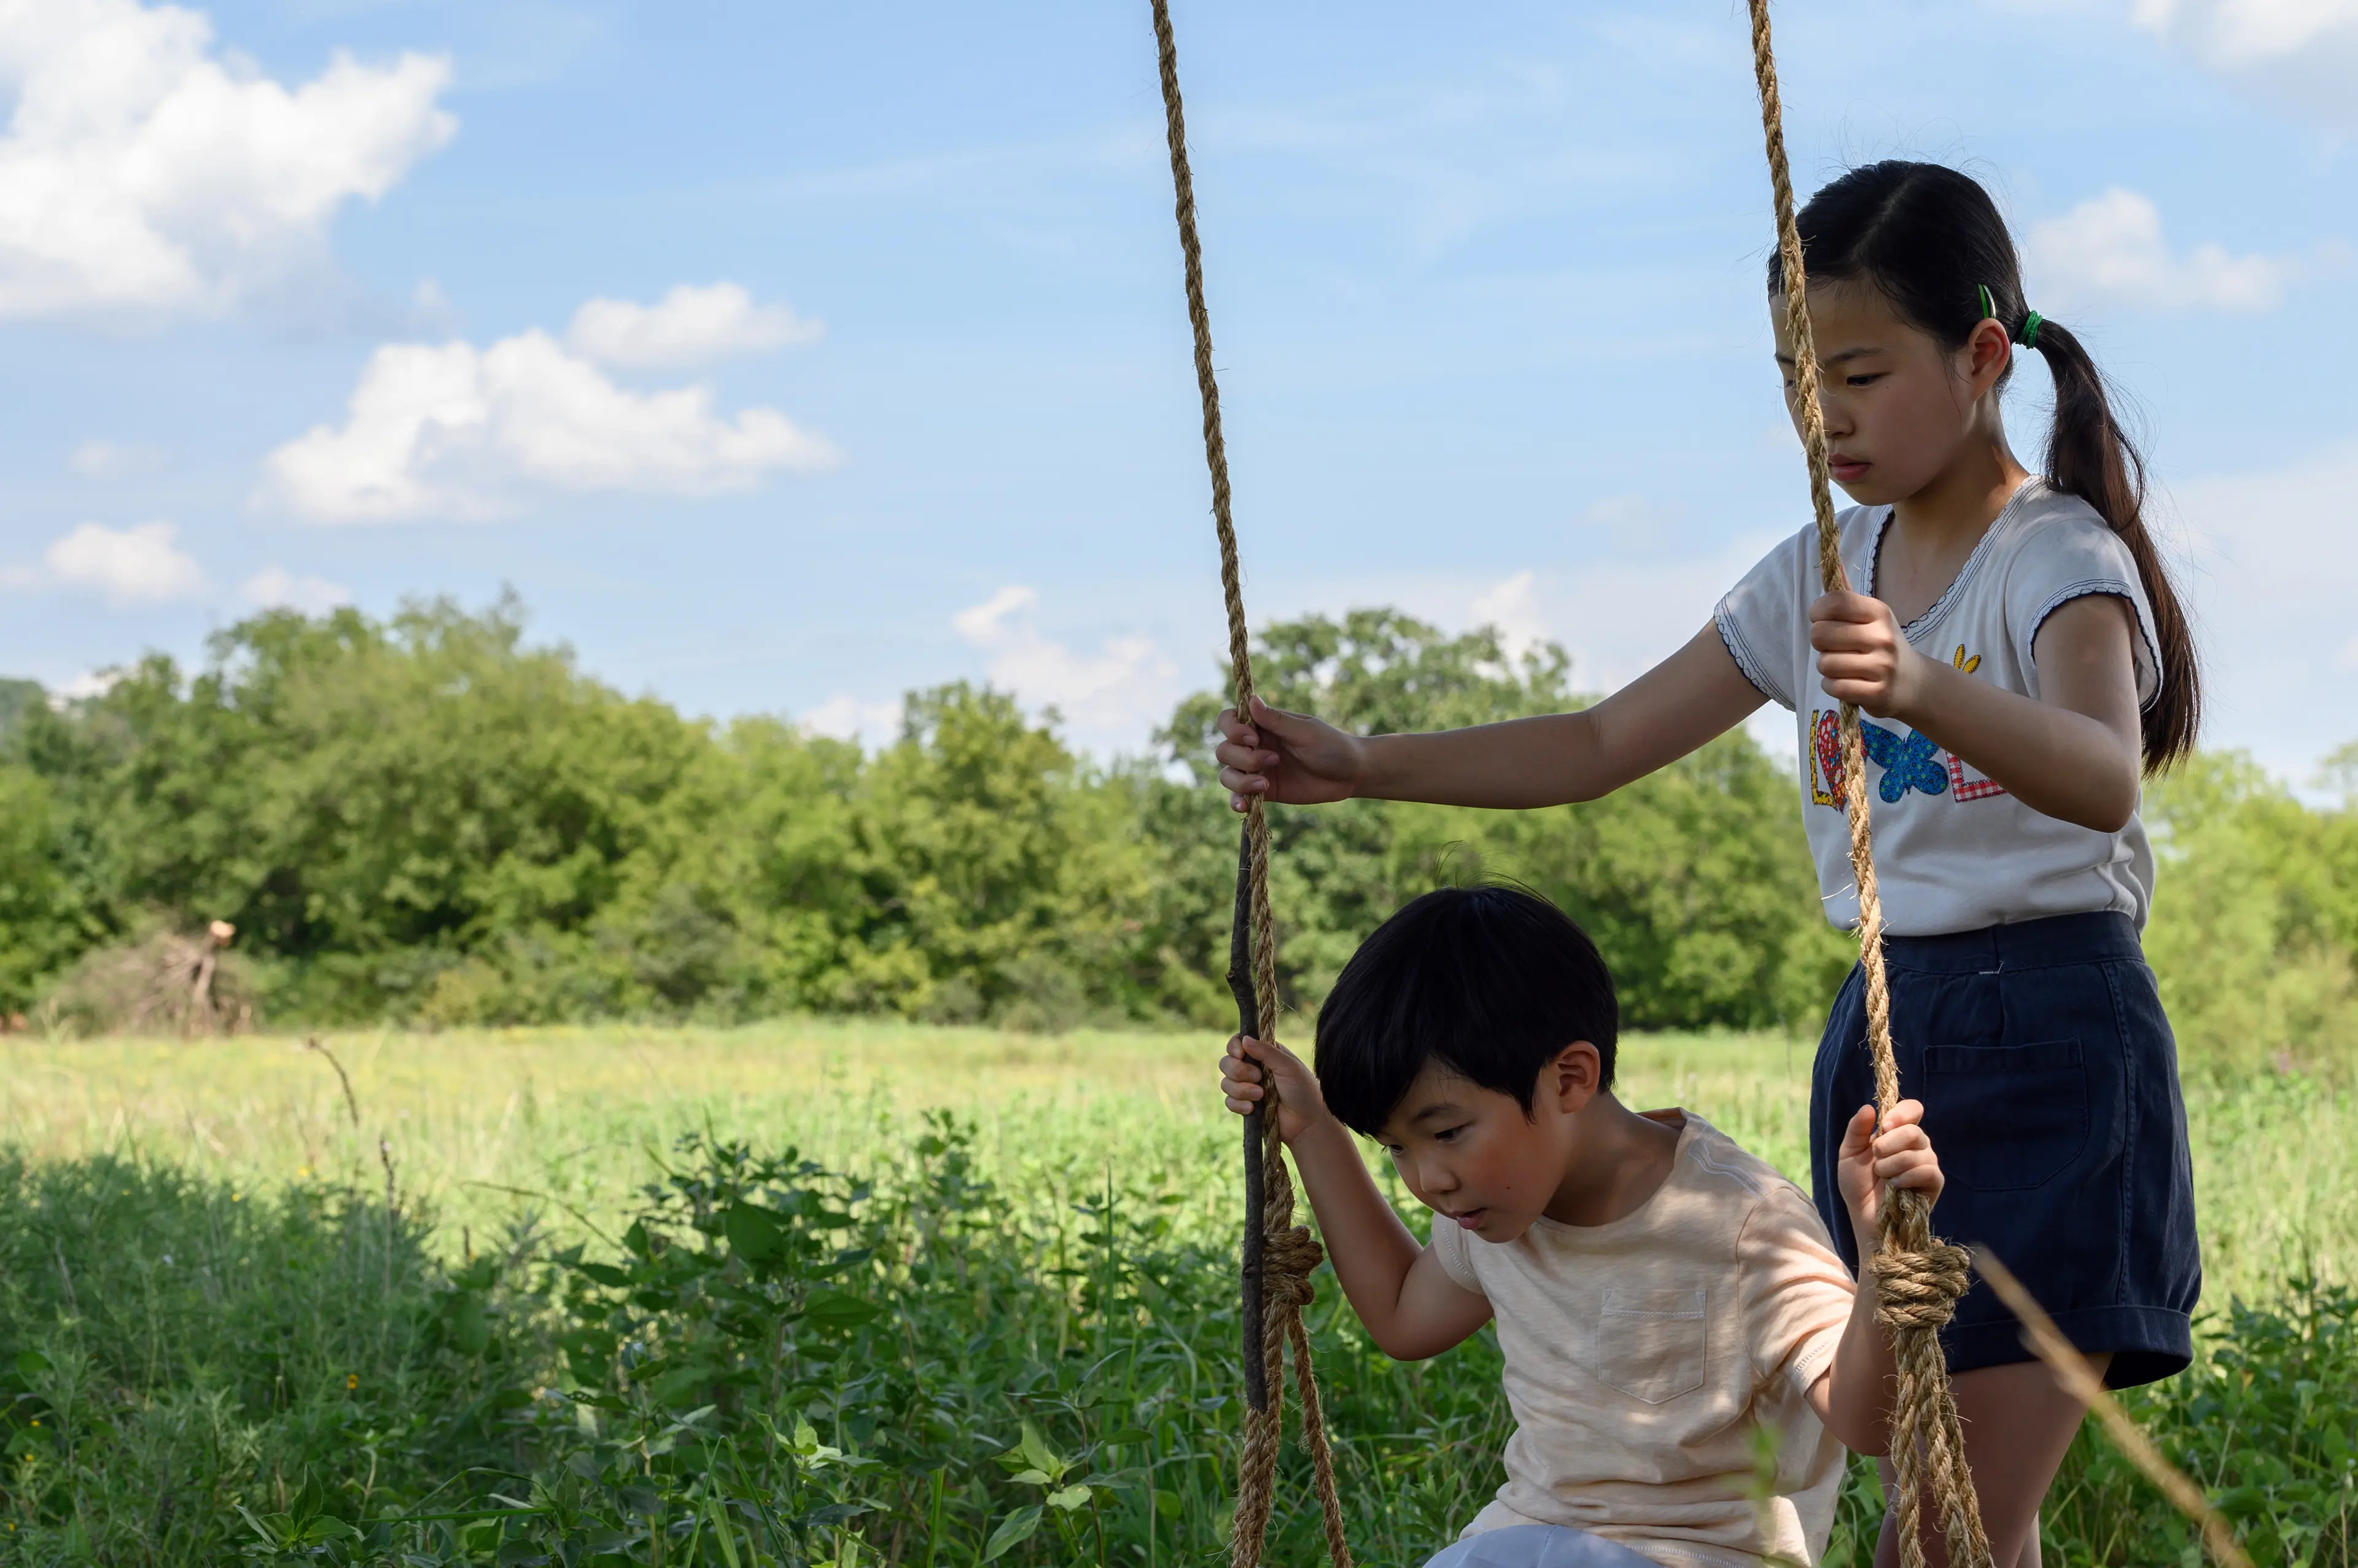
[
  {"x1": 1776, "y1": 161, "x2": 2204, "y2": 773},
  {"x1": 2029, "y1": 319, "x2": 2200, "y2": 770}
]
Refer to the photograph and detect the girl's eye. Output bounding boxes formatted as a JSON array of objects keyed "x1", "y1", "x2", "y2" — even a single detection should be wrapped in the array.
[{"x1": 1846, "y1": 373, "x2": 1885, "y2": 387}]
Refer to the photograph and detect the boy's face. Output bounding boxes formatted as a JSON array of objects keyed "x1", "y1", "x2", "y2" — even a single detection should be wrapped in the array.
[{"x1": 1373, "y1": 1046, "x2": 1598, "y2": 1244}]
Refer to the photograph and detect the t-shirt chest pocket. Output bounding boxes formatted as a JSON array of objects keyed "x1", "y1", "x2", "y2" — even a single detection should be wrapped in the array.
[{"x1": 1595, "y1": 1287, "x2": 1708, "y2": 1404}]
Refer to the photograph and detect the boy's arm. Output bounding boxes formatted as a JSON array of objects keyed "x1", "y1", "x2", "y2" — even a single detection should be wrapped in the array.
[
  {"x1": 1804, "y1": 1099, "x2": 1945, "y2": 1454},
  {"x1": 1224, "y1": 1036, "x2": 1493, "y2": 1360}
]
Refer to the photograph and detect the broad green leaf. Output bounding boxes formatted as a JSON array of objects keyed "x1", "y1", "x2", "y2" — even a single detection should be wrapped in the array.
[
  {"x1": 1047, "y1": 1483, "x2": 1092, "y2": 1511},
  {"x1": 801, "y1": 1290, "x2": 885, "y2": 1331},
  {"x1": 1018, "y1": 1418, "x2": 1063, "y2": 1477},
  {"x1": 723, "y1": 1202, "x2": 785, "y2": 1262},
  {"x1": 982, "y1": 1504, "x2": 1044, "y2": 1561}
]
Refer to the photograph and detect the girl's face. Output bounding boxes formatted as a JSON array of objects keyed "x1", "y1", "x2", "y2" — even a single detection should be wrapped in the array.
[{"x1": 1771, "y1": 278, "x2": 2010, "y2": 506}]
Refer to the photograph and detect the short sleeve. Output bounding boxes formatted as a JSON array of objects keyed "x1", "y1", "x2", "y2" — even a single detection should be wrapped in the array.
[
  {"x1": 1714, "y1": 530, "x2": 1808, "y2": 710},
  {"x1": 1735, "y1": 1183, "x2": 1855, "y2": 1402},
  {"x1": 2006, "y1": 508, "x2": 2163, "y2": 708},
  {"x1": 1427, "y1": 1215, "x2": 1486, "y2": 1297}
]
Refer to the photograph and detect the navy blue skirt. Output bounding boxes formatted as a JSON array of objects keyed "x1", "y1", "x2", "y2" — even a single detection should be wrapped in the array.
[{"x1": 1810, "y1": 910, "x2": 2200, "y2": 1388}]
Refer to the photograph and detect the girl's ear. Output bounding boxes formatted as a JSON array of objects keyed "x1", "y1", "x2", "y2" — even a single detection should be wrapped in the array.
[{"x1": 1963, "y1": 316, "x2": 2012, "y2": 395}]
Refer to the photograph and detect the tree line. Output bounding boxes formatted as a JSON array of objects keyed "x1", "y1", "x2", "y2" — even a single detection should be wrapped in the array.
[{"x1": 1, "y1": 594, "x2": 2351, "y2": 1063}]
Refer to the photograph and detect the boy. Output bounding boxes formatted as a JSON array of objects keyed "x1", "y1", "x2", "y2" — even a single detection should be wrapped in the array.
[{"x1": 1218, "y1": 885, "x2": 1944, "y2": 1567}]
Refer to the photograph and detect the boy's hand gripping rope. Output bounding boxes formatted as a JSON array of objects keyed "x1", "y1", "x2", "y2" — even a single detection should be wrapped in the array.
[
  {"x1": 1745, "y1": 6, "x2": 1992, "y2": 1567},
  {"x1": 1151, "y1": 3, "x2": 1352, "y2": 1564}
]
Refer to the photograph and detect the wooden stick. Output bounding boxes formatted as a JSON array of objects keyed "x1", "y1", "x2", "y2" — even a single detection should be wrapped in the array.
[{"x1": 1226, "y1": 820, "x2": 1268, "y2": 1413}]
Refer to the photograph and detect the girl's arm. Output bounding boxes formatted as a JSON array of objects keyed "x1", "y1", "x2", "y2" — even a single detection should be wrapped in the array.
[
  {"x1": 1216, "y1": 622, "x2": 1767, "y2": 811},
  {"x1": 1220, "y1": 1034, "x2": 1494, "y2": 1360},
  {"x1": 1809, "y1": 1100, "x2": 1945, "y2": 1454},
  {"x1": 1812, "y1": 591, "x2": 2143, "y2": 831}
]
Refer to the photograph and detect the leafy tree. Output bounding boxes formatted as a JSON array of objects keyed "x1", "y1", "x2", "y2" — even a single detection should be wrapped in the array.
[
  {"x1": 8, "y1": 591, "x2": 2338, "y2": 1062},
  {"x1": 2144, "y1": 753, "x2": 2358, "y2": 1073}
]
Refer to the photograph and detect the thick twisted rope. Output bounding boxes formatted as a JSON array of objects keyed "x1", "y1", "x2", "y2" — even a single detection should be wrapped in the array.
[
  {"x1": 1150, "y1": 4, "x2": 1351, "y2": 1565},
  {"x1": 1744, "y1": 6, "x2": 1991, "y2": 1567}
]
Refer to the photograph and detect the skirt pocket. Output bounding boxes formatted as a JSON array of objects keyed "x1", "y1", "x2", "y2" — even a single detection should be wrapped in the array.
[{"x1": 1921, "y1": 1039, "x2": 2088, "y2": 1192}]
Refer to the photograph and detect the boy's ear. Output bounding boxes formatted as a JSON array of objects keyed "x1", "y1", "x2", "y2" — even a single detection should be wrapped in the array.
[{"x1": 1542, "y1": 1041, "x2": 1603, "y2": 1114}]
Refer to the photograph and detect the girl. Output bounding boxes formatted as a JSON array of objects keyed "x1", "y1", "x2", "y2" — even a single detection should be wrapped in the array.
[{"x1": 1212, "y1": 160, "x2": 2201, "y2": 1568}]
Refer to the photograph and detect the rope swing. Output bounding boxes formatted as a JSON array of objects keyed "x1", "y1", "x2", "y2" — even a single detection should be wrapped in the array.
[
  {"x1": 1148, "y1": 4, "x2": 1353, "y2": 1564},
  {"x1": 1743, "y1": 4, "x2": 1993, "y2": 1566},
  {"x1": 1151, "y1": 1, "x2": 1993, "y2": 1562}
]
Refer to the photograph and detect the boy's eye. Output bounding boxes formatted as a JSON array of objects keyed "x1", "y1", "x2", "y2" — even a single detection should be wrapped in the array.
[
  {"x1": 1846, "y1": 373, "x2": 1885, "y2": 387},
  {"x1": 1433, "y1": 1124, "x2": 1468, "y2": 1144}
]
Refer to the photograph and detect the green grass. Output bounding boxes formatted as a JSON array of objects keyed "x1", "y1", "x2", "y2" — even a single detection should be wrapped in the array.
[
  {"x1": 5, "y1": 1022, "x2": 2347, "y2": 1305},
  {"x1": 0, "y1": 1022, "x2": 2352, "y2": 1566}
]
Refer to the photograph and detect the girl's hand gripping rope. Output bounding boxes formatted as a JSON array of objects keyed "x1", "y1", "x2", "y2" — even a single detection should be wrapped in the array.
[
  {"x1": 1809, "y1": 590, "x2": 1929, "y2": 720},
  {"x1": 1216, "y1": 697, "x2": 1366, "y2": 812}
]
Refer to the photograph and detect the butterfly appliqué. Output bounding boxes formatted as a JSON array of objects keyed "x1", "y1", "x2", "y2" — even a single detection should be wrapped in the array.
[
  {"x1": 1810, "y1": 710, "x2": 1955, "y2": 804},
  {"x1": 1808, "y1": 643, "x2": 2006, "y2": 806},
  {"x1": 1859, "y1": 720, "x2": 1949, "y2": 801}
]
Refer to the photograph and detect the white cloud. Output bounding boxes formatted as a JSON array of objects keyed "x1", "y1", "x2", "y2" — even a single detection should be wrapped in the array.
[
  {"x1": 239, "y1": 565, "x2": 350, "y2": 615},
  {"x1": 259, "y1": 324, "x2": 840, "y2": 522},
  {"x1": 953, "y1": 584, "x2": 1180, "y2": 751},
  {"x1": 2132, "y1": 0, "x2": 2358, "y2": 60},
  {"x1": 41, "y1": 519, "x2": 206, "y2": 605},
  {"x1": 52, "y1": 668, "x2": 123, "y2": 704},
  {"x1": 1471, "y1": 570, "x2": 1547, "y2": 662},
  {"x1": 800, "y1": 693, "x2": 903, "y2": 744},
  {"x1": 68, "y1": 437, "x2": 165, "y2": 477},
  {"x1": 2026, "y1": 189, "x2": 2300, "y2": 314},
  {"x1": 566, "y1": 282, "x2": 821, "y2": 371},
  {"x1": 2128, "y1": 0, "x2": 2358, "y2": 126},
  {"x1": 0, "y1": 0, "x2": 456, "y2": 319},
  {"x1": 2158, "y1": 438, "x2": 2358, "y2": 779}
]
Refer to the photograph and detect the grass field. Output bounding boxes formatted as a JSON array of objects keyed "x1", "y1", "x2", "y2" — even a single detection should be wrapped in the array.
[
  {"x1": 2, "y1": 1023, "x2": 2353, "y2": 1566},
  {"x1": 5, "y1": 1022, "x2": 2349, "y2": 1304}
]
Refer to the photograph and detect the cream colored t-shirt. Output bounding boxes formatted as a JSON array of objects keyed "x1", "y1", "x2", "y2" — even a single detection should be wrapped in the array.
[{"x1": 1428, "y1": 1112, "x2": 1854, "y2": 1568}]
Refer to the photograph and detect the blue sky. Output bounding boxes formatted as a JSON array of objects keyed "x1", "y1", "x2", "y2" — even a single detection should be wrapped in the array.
[{"x1": 2, "y1": 0, "x2": 2354, "y2": 782}]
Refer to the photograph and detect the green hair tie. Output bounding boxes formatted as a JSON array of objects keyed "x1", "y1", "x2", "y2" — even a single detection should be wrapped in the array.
[{"x1": 2020, "y1": 310, "x2": 2044, "y2": 349}]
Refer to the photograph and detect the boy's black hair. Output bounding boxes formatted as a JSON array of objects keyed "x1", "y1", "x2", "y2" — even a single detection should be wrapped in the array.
[{"x1": 1313, "y1": 884, "x2": 1618, "y2": 1137}]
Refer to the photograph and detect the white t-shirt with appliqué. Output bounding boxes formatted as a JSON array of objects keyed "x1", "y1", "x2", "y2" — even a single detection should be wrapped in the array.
[{"x1": 1714, "y1": 479, "x2": 2163, "y2": 936}]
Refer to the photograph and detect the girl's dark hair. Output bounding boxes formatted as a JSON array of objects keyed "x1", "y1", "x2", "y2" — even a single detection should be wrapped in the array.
[
  {"x1": 1313, "y1": 885, "x2": 1618, "y2": 1137},
  {"x1": 1768, "y1": 160, "x2": 2200, "y2": 771}
]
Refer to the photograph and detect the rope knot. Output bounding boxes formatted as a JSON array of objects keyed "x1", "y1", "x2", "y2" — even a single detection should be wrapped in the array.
[
  {"x1": 1262, "y1": 1224, "x2": 1323, "y2": 1313},
  {"x1": 1869, "y1": 1238, "x2": 1972, "y2": 1332}
]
